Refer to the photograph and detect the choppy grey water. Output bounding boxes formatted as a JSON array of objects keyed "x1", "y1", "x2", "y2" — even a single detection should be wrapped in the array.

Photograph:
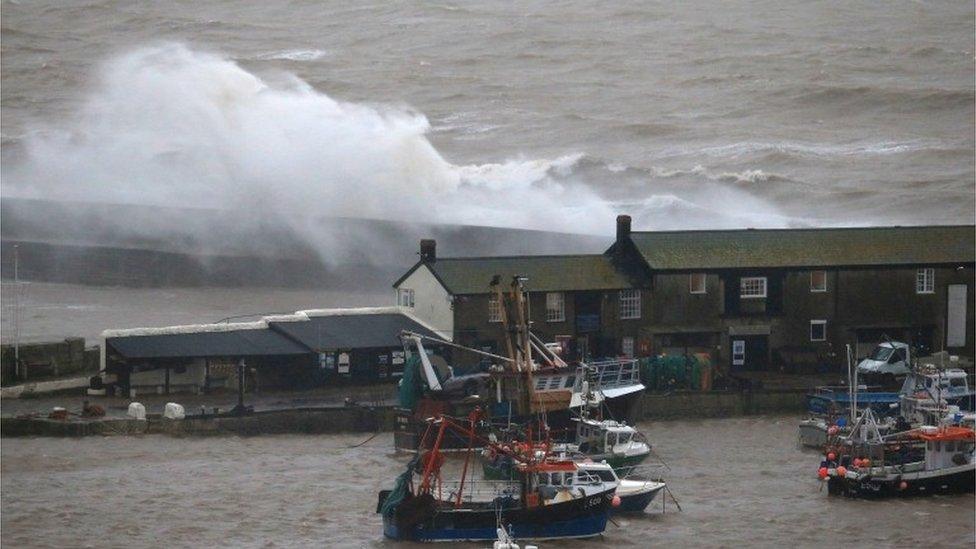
[
  {"x1": 2, "y1": 417, "x2": 973, "y2": 548},
  {"x1": 2, "y1": 0, "x2": 974, "y2": 235}
]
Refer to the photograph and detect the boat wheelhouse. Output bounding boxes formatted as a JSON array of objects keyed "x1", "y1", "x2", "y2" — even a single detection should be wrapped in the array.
[
  {"x1": 558, "y1": 416, "x2": 651, "y2": 470},
  {"x1": 899, "y1": 367, "x2": 975, "y2": 425}
]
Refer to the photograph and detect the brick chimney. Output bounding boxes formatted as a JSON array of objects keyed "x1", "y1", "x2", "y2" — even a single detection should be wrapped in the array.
[
  {"x1": 420, "y1": 239, "x2": 436, "y2": 262},
  {"x1": 616, "y1": 214, "x2": 632, "y2": 244}
]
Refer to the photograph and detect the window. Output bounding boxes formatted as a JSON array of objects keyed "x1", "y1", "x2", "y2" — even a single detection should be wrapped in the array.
[
  {"x1": 810, "y1": 320, "x2": 827, "y2": 342},
  {"x1": 810, "y1": 271, "x2": 827, "y2": 293},
  {"x1": 916, "y1": 268, "x2": 934, "y2": 294},
  {"x1": 397, "y1": 288, "x2": 415, "y2": 308},
  {"x1": 689, "y1": 273, "x2": 706, "y2": 294},
  {"x1": 621, "y1": 336, "x2": 635, "y2": 358},
  {"x1": 546, "y1": 292, "x2": 565, "y2": 322},
  {"x1": 619, "y1": 289, "x2": 641, "y2": 319},
  {"x1": 488, "y1": 294, "x2": 501, "y2": 323},
  {"x1": 740, "y1": 277, "x2": 767, "y2": 299}
]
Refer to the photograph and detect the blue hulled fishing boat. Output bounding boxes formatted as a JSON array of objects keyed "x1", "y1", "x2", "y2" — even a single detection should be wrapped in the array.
[{"x1": 377, "y1": 411, "x2": 617, "y2": 542}]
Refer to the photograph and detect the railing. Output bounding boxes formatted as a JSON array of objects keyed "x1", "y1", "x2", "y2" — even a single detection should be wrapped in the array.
[{"x1": 574, "y1": 359, "x2": 642, "y2": 393}]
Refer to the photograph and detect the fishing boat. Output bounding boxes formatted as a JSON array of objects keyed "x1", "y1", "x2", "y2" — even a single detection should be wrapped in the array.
[
  {"x1": 823, "y1": 425, "x2": 974, "y2": 498},
  {"x1": 805, "y1": 385, "x2": 902, "y2": 418},
  {"x1": 394, "y1": 275, "x2": 644, "y2": 452},
  {"x1": 558, "y1": 416, "x2": 651, "y2": 469},
  {"x1": 484, "y1": 382, "x2": 651, "y2": 478},
  {"x1": 378, "y1": 411, "x2": 617, "y2": 542},
  {"x1": 554, "y1": 380, "x2": 651, "y2": 469},
  {"x1": 574, "y1": 461, "x2": 666, "y2": 513},
  {"x1": 899, "y1": 366, "x2": 974, "y2": 425}
]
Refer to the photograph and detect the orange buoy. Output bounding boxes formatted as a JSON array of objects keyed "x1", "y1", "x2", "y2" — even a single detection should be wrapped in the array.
[
  {"x1": 611, "y1": 495, "x2": 622, "y2": 508},
  {"x1": 818, "y1": 467, "x2": 828, "y2": 479},
  {"x1": 826, "y1": 452, "x2": 836, "y2": 461},
  {"x1": 836, "y1": 466, "x2": 847, "y2": 476},
  {"x1": 899, "y1": 481, "x2": 908, "y2": 490},
  {"x1": 861, "y1": 459, "x2": 871, "y2": 468},
  {"x1": 827, "y1": 426, "x2": 839, "y2": 436},
  {"x1": 852, "y1": 458, "x2": 861, "y2": 468}
]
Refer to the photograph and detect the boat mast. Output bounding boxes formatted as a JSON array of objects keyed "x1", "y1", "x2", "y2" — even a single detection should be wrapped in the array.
[{"x1": 846, "y1": 344, "x2": 855, "y2": 423}]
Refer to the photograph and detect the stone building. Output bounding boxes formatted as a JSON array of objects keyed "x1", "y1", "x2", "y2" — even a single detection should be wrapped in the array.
[{"x1": 393, "y1": 218, "x2": 975, "y2": 372}]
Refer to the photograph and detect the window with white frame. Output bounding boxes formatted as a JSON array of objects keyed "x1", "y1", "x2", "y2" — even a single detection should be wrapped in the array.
[
  {"x1": 810, "y1": 271, "x2": 827, "y2": 293},
  {"x1": 488, "y1": 294, "x2": 501, "y2": 323},
  {"x1": 740, "y1": 277, "x2": 767, "y2": 299},
  {"x1": 810, "y1": 320, "x2": 827, "y2": 342},
  {"x1": 621, "y1": 336, "x2": 635, "y2": 358},
  {"x1": 397, "y1": 288, "x2": 415, "y2": 308},
  {"x1": 546, "y1": 292, "x2": 565, "y2": 322},
  {"x1": 619, "y1": 289, "x2": 641, "y2": 319},
  {"x1": 689, "y1": 273, "x2": 707, "y2": 294},
  {"x1": 916, "y1": 268, "x2": 934, "y2": 294}
]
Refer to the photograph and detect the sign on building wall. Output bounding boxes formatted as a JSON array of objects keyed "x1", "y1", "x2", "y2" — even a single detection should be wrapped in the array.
[
  {"x1": 732, "y1": 340, "x2": 745, "y2": 366},
  {"x1": 338, "y1": 352, "x2": 350, "y2": 374}
]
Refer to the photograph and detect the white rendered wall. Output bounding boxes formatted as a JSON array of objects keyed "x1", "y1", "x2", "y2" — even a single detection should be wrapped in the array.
[{"x1": 396, "y1": 265, "x2": 454, "y2": 340}]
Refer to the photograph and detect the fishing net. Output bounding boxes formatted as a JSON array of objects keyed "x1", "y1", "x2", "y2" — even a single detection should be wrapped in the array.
[
  {"x1": 640, "y1": 355, "x2": 706, "y2": 391},
  {"x1": 398, "y1": 355, "x2": 423, "y2": 409},
  {"x1": 381, "y1": 455, "x2": 420, "y2": 517}
]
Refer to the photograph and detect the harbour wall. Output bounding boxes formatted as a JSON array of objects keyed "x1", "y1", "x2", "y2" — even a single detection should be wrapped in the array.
[
  {"x1": 0, "y1": 406, "x2": 397, "y2": 437},
  {"x1": 1, "y1": 390, "x2": 807, "y2": 437}
]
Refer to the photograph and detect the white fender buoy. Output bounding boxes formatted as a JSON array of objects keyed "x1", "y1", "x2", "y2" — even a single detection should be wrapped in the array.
[
  {"x1": 163, "y1": 402, "x2": 185, "y2": 420},
  {"x1": 127, "y1": 402, "x2": 146, "y2": 420}
]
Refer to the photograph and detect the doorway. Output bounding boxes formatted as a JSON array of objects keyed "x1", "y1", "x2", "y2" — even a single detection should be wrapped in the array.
[{"x1": 730, "y1": 335, "x2": 769, "y2": 371}]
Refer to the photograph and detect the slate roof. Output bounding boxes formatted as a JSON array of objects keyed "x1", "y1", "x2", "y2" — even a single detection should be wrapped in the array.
[
  {"x1": 398, "y1": 254, "x2": 635, "y2": 295},
  {"x1": 105, "y1": 308, "x2": 442, "y2": 359},
  {"x1": 267, "y1": 310, "x2": 441, "y2": 351},
  {"x1": 106, "y1": 327, "x2": 309, "y2": 359},
  {"x1": 627, "y1": 225, "x2": 975, "y2": 270}
]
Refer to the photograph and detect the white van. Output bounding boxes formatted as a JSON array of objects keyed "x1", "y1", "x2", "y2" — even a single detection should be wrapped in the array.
[{"x1": 856, "y1": 341, "x2": 911, "y2": 376}]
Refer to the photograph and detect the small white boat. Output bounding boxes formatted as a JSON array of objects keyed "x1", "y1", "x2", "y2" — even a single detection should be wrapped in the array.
[{"x1": 574, "y1": 461, "x2": 666, "y2": 513}]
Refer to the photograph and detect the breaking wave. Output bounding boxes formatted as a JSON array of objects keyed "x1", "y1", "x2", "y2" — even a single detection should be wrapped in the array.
[
  {"x1": 1, "y1": 43, "x2": 802, "y2": 263},
  {"x1": 252, "y1": 49, "x2": 329, "y2": 61},
  {"x1": 651, "y1": 164, "x2": 789, "y2": 184},
  {"x1": 656, "y1": 139, "x2": 956, "y2": 161}
]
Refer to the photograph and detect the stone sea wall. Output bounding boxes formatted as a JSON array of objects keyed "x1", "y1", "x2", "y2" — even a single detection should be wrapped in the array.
[{"x1": 0, "y1": 390, "x2": 807, "y2": 438}]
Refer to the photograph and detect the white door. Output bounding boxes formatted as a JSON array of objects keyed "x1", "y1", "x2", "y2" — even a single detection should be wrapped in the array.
[{"x1": 947, "y1": 284, "x2": 968, "y2": 347}]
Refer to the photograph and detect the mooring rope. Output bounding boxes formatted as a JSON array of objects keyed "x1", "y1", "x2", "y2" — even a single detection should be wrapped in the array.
[{"x1": 348, "y1": 431, "x2": 382, "y2": 448}]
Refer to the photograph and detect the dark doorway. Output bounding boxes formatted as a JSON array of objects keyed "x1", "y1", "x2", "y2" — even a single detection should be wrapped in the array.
[
  {"x1": 730, "y1": 335, "x2": 769, "y2": 371},
  {"x1": 574, "y1": 292, "x2": 602, "y2": 333}
]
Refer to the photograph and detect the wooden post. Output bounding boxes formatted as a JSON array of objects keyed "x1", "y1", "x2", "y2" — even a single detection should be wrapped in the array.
[
  {"x1": 164, "y1": 365, "x2": 170, "y2": 395},
  {"x1": 236, "y1": 358, "x2": 245, "y2": 414},
  {"x1": 204, "y1": 359, "x2": 210, "y2": 395}
]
